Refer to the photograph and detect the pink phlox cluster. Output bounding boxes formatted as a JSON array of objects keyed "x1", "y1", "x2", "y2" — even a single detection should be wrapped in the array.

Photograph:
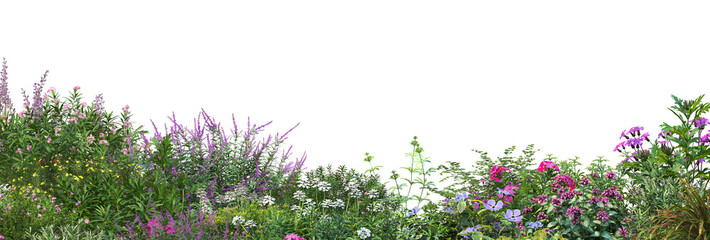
[
  {"x1": 552, "y1": 174, "x2": 575, "y2": 192},
  {"x1": 489, "y1": 165, "x2": 510, "y2": 183},
  {"x1": 537, "y1": 161, "x2": 560, "y2": 173}
]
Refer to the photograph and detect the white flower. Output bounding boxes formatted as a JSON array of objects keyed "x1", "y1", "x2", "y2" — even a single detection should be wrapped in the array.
[
  {"x1": 244, "y1": 220, "x2": 256, "y2": 229},
  {"x1": 331, "y1": 199, "x2": 345, "y2": 209},
  {"x1": 291, "y1": 205, "x2": 301, "y2": 212},
  {"x1": 317, "y1": 181, "x2": 331, "y2": 192},
  {"x1": 368, "y1": 202, "x2": 385, "y2": 212},
  {"x1": 321, "y1": 199, "x2": 333, "y2": 208},
  {"x1": 0, "y1": 184, "x2": 9, "y2": 193},
  {"x1": 261, "y1": 195, "x2": 275, "y2": 206},
  {"x1": 367, "y1": 189, "x2": 378, "y2": 199},
  {"x1": 293, "y1": 190, "x2": 306, "y2": 201},
  {"x1": 298, "y1": 181, "x2": 311, "y2": 189},
  {"x1": 357, "y1": 227, "x2": 372, "y2": 239},
  {"x1": 304, "y1": 198, "x2": 315, "y2": 206},
  {"x1": 231, "y1": 215, "x2": 245, "y2": 226}
]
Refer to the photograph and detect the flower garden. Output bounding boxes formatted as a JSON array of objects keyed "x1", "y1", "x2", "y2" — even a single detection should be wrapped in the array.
[{"x1": 1, "y1": 58, "x2": 709, "y2": 239}]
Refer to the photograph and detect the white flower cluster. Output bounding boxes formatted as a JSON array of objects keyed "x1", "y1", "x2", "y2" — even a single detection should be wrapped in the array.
[
  {"x1": 293, "y1": 190, "x2": 306, "y2": 201},
  {"x1": 0, "y1": 183, "x2": 9, "y2": 193},
  {"x1": 345, "y1": 180, "x2": 361, "y2": 197},
  {"x1": 357, "y1": 227, "x2": 372, "y2": 239},
  {"x1": 304, "y1": 198, "x2": 315, "y2": 206},
  {"x1": 320, "y1": 198, "x2": 345, "y2": 209},
  {"x1": 231, "y1": 215, "x2": 257, "y2": 229},
  {"x1": 195, "y1": 188, "x2": 213, "y2": 215},
  {"x1": 368, "y1": 201, "x2": 385, "y2": 212},
  {"x1": 261, "y1": 195, "x2": 275, "y2": 206},
  {"x1": 316, "y1": 181, "x2": 331, "y2": 192},
  {"x1": 366, "y1": 189, "x2": 379, "y2": 199}
]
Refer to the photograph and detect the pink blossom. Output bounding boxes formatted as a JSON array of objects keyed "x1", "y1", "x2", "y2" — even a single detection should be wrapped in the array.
[
  {"x1": 121, "y1": 148, "x2": 129, "y2": 155},
  {"x1": 81, "y1": 102, "x2": 88, "y2": 107},
  {"x1": 122, "y1": 105, "x2": 130, "y2": 111},
  {"x1": 15, "y1": 148, "x2": 22, "y2": 154},
  {"x1": 73, "y1": 86, "x2": 80, "y2": 90},
  {"x1": 99, "y1": 133, "x2": 105, "y2": 138},
  {"x1": 489, "y1": 165, "x2": 510, "y2": 183},
  {"x1": 47, "y1": 137, "x2": 52, "y2": 143},
  {"x1": 47, "y1": 87, "x2": 56, "y2": 93},
  {"x1": 99, "y1": 140, "x2": 108, "y2": 146},
  {"x1": 553, "y1": 174, "x2": 576, "y2": 191},
  {"x1": 537, "y1": 161, "x2": 560, "y2": 173},
  {"x1": 85, "y1": 218, "x2": 89, "y2": 224}
]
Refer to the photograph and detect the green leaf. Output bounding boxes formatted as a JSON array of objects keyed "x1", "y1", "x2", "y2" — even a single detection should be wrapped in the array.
[{"x1": 457, "y1": 201, "x2": 466, "y2": 214}]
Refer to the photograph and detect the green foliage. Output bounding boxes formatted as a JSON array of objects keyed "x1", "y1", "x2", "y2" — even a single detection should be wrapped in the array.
[
  {"x1": 387, "y1": 136, "x2": 439, "y2": 210},
  {"x1": 24, "y1": 219, "x2": 107, "y2": 240},
  {"x1": 638, "y1": 177, "x2": 710, "y2": 240}
]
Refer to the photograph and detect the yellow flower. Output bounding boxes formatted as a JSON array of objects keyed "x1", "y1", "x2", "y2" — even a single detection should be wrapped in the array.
[
  {"x1": 33, "y1": 172, "x2": 37, "y2": 177},
  {"x1": 101, "y1": 157, "x2": 104, "y2": 160},
  {"x1": 74, "y1": 176, "x2": 79, "y2": 181},
  {"x1": 65, "y1": 173, "x2": 69, "y2": 177},
  {"x1": 79, "y1": 176, "x2": 83, "y2": 179},
  {"x1": 101, "y1": 170, "x2": 104, "y2": 173},
  {"x1": 41, "y1": 182, "x2": 44, "y2": 185}
]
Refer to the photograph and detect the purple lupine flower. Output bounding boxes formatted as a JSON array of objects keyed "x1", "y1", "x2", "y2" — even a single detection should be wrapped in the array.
[
  {"x1": 0, "y1": 58, "x2": 12, "y2": 113},
  {"x1": 30, "y1": 70, "x2": 48, "y2": 116}
]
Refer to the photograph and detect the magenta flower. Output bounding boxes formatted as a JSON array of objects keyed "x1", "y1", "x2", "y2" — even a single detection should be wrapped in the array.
[
  {"x1": 537, "y1": 161, "x2": 560, "y2": 173},
  {"x1": 73, "y1": 86, "x2": 80, "y2": 90},
  {"x1": 552, "y1": 174, "x2": 575, "y2": 191},
  {"x1": 489, "y1": 165, "x2": 510, "y2": 183},
  {"x1": 284, "y1": 233, "x2": 306, "y2": 240},
  {"x1": 163, "y1": 224, "x2": 176, "y2": 235},
  {"x1": 695, "y1": 117, "x2": 709, "y2": 129},
  {"x1": 605, "y1": 171, "x2": 615, "y2": 180}
]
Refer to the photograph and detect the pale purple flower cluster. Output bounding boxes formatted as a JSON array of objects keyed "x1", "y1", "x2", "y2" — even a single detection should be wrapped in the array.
[
  {"x1": 578, "y1": 177, "x2": 590, "y2": 185},
  {"x1": 0, "y1": 58, "x2": 11, "y2": 113}
]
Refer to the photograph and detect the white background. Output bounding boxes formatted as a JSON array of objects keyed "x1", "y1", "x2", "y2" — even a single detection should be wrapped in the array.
[{"x1": 1, "y1": 1, "x2": 709, "y2": 202}]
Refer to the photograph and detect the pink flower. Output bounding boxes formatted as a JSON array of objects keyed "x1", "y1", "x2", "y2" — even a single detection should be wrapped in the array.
[
  {"x1": 16, "y1": 148, "x2": 22, "y2": 154},
  {"x1": 489, "y1": 165, "x2": 510, "y2": 183},
  {"x1": 76, "y1": 201, "x2": 81, "y2": 206},
  {"x1": 55, "y1": 127, "x2": 61, "y2": 135},
  {"x1": 122, "y1": 105, "x2": 130, "y2": 111},
  {"x1": 47, "y1": 87, "x2": 56, "y2": 93},
  {"x1": 81, "y1": 102, "x2": 88, "y2": 107},
  {"x1": 163, "y1": 224, "x2": 176, "y2": 235},
  {"x1": 605, "y1": 171, "x2": 615, "y2": 180},
  {"x1": 85, "y1": 218, "x2": 89, "y2": 224},
  {"x1": 284, "y1": 234, "x2": 306, "y2": 240},
  {"x1": 553, "y1": 174, "x2": 576, "y2": 191},
  {"x1": 47, "y1": 137, "x2": 52, "y2": 143},
  {"x1": 537, "y1": 161, "x2": 560, "y2": 173},
  {"x1": 99, "y1": 140, "x2": 108, "y2": 145},
  {"x1": 121, "y1": 148, "x2": 129, "y2": 155},
  {"x1": 73, "y1": 86, "x2": 80, "y2": 90}
]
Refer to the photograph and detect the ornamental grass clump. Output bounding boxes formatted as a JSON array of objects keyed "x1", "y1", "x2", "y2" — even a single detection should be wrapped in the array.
[{"x1": 638, "y1": 177, "x2": 710, "y2": 240}]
